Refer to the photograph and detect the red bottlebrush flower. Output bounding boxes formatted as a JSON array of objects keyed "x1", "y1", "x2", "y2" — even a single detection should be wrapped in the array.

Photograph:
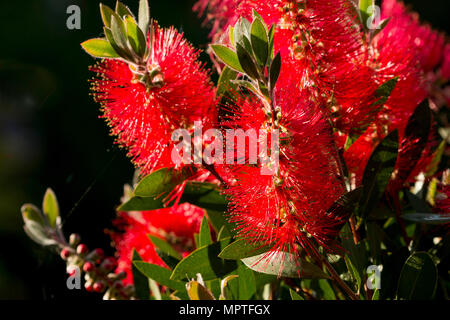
[
  {"x1": 222, "y1": 62, "x2": 345, "y2": 268},
  {"x1": 110, "y1": 203, "x2": 205, "y2": 285},
  {"x1": 90, "y1": 24, "x2": 216, "y2": 176},
  {"x1": 441, "y1": 44, "x2": 450, "y2": 81}
]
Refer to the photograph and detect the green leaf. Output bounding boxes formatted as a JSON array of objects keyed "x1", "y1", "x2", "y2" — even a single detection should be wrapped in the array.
[
  {"x1": 250, "y1": 17, "x2": 269, "y2": 66},
  {"x1": 359, "y1": 130, "x2": 399, "y2": 220},
  {"x1": 23, "y1": 220, "x2": 57, "y2": 246},
  {"x1": 21, "y1": 204, "x2": 44, "y2": 225},
  {"x1": 134, "y1": 168, "x2": 189, "y2": 198},
  {"x1": 104, "y1": 27, "x2": 131, "y2": 60},
  {"x1": 373, "y1": 77, "x2": 398, "y2": 107},
  {"x1": 269, "y1": 51, "x2": 281, "y2": 93},
  {"x1": 237, "y1": 261, "x2": 256, "y2": 299},
  {"x1": 124, "y1": 15, "x2": 147, "y2": 58},
  {"x1": 318, "y1": 279, "x2": 336, "y2": 300},
  {"x1": 117, "y1": 195, "x2": 163, "y2": 211},
  {"x1": 325, "y1": 187, "x2": 362, "y2": 224},
  {"x1": 198, "y1": 216, "x2": 213, "y2": 248},
  {"x1": 115, "y1": 1, "x2": 134, "y2": 19},
  {"x1": 395, "y1": 101, "x2": 431, "y2": 184},
  {"x1": 289, "y1": 289, "x2": 305, "y2": 300},
  {"x1": 397, "y1": 252, "x2": 437, "y2": 300},
  {"x1": 236, "y1": 42, "x2": 260, "y2": 80},
  {"x1": 42, "y1": 188, "x2": 59, "y2": 228},
  {"x1": 219, "y1": 239, "x2": 271, "y2": 260},
  {"x1": 170, "y1": 239, "x2": 237, "y2": 281},
  {"x1": 402, "y1": 213, "x2": 450, "y2": 225},
  {"x1": 81, "y1": 38, "x2": 120, "y2": 58},
  {"x1": 211, "y1": 45, "x2": 244, "y2": 73},
  {"x1": 340, "y1": 224, "x2": 368, "y2": 292},
  {"x1": 371, "y1": 18, "x2": 391, "y2": 38},
  {"x1": 148, "y1": 235, "x2": 183, "y2": 260},
  {"x1": 426, "y1": 140, "x2": 446, "y2": 178},
  {"x1": 133, "y1": 262, "x2": 188, "y2": 297},
  {"x1": 132, "y1": 249, "x2": 151, "y2": 300},
  {"x1": 186, "y1": 281, "x2": 215, "y2": 300},
  {"x1": 359, "y1": 0, "x2": 374, "y2": 29},
  {"x1": 155, "y1": 249, "x2": 180, "y2": 270},
  {"x1": 268, "y1": 25, "x2": 275, "y2": 59},
  {"x1": 138, "y1": 0, "x2": 150, "y2": 33},
  {"x1": 111, "y1": 15, "x2": 129, "y2": 52},
  {"x1": 100, "y1": 3, "x2": 115, "y2": 28},
  {"x1": 179, "y1": 182, "x2": 234, "y2": 236},
  {"x1": 242, "y1": 252, "x2": 330, "y2": 279},
  {"x1": 217, "y1": 66, "x2": 238, "y2": 96}
]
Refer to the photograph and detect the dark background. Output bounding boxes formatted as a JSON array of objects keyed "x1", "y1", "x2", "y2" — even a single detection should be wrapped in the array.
[{"x1": 0, "y1": 0, "x2": 448, "y2": 299}]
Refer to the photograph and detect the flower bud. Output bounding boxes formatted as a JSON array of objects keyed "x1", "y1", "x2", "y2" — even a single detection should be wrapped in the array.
[
  {"x1": 69, "y1": 233, "x2": 81, "y2": 247},
  {"x1": 93, "y1": 281, "x2": 106, "y2": 293},
  {"x1": 76, "y1": 244, "x2": 88, "y2": 255},
  {"x1": 83, "y1": 261, "x2": 95, "y2": 273},
  {"x1": 60, "y1": 247, "x2": 72, "y2": 260},
  {"x1": 85, "y1": 280, "x2": 94, "y2": 292},
  {"x1": 101, "y1": 257, "x2": 117, "y2": 271}
]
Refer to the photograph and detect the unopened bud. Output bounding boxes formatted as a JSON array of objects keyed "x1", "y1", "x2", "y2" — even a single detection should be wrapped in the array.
[
  {"x1": 69, "y1": 233, "x2": 81, "y2": 247},
  {"x1": 76, "y1": 244, "x2": 88, "y2": 255},
  {"x1": 60, "y1": 247, "x2": 72, "y2": 260}
]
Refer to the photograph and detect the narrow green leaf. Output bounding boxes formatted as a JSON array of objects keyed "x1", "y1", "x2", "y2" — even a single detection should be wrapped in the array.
[
  {"x1": 134, "y1": 168, "x2": 188, "y2": 198},
  {"x1": 236, "y1": 42, "x2": 260, "y2": 79},
  {"x1": 100, "y1": 4, "x2": 115, "y2": 28},
  {"x1": 289, "y1": 289, "x2": 305, "y2": 300},
  {"x1": 124, "y1": 15, "x2": 147, "y2": 58},
  {"x1": 318, "y1": 279, "x2": 336, "y2": 300},
  {"x1": 148, "y1": 235, "x2": 183, "y2": 260},
  {"x1": 21, "y1": 204, "x2": 44, "y2": 225},
  {"x1": 219, "y1": 239, "x2": 271, "y2": 260},
  {"x1": 23, "y1": 220, "x2": 57, "y2": 246},
  {"x1": 250, "y1": 17, "x2": 269, "y2": 66},
  {"x1": 132, "y1": 249, "x2": 151, "y2": 300},
  {"x1": 111, "y1": 15, "x2": 129, "y2": 51},
  {"x1": 117, "y1": 196, "x2": 163, "y2": 211},
  {"x1": 81, "y1": 38, "x2": 120, "y2": 58},
  {"x1": 237, "y1": 261, "x2": 256, "y2": 299},
  {"x1": 340, "y1": 224, "x2": 368, "y2": 292},
  {"x1": 42, "y1": 188, "x2": 59, "y2": 228},
  {"x1": 373, "y1": 77, "x2": 398, "y2": 107},
  {"x1": 268, "y1": 25, "x2": 275, "y2": 59},
  {"x1": 104, "y1": 27, "x2": 131, "y2": 60},
  {"x1": 133, "y1": 262, "x2": 188, "y2": 296},
  {"x1": 217, "y1": 66, "x2": 238, "y2": 96},
  {"x1": 359, "y1": 0, "x2": 374, "y2": 29},
  {"x1": 155, "y1": 249, "x2": 180, "y2": 270},
  {"x1": 115, "y1": 1, "x2": 134, "y2": 19},
  {"x1": 359, "y1": 130, "x2": 399, "y2": 219},
  {"x1": 395, "y1": 101, "x2": 431, "y2": 185},
  {"x1": 198, "y1": 216, "x2": 213, "y2": 247},
  {"x1": 269, "y1": 51, "x2": 281, "y2": 92},
  {"x1": 397, "y1": 252, "x2": 437, "y2": 300},
  {"x1": 170, "y1": 239, "x2": 237, "y2": 281},
  {"x1": 138, "y1": 0, "x2": 150, "y2": 32},
  {"x1": 242, "y1": 252, "x2": 330, "y2": 279},
  {"x1": 211, "y1": 45, "x2": 244, "y2": 73}
]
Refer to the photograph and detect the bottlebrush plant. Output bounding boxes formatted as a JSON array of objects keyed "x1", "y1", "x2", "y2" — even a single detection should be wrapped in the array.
[{"x1": 21, "y1": 0, "x2": 449, "y2": 301}]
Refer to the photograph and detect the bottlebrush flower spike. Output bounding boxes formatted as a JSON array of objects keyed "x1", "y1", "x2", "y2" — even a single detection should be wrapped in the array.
[
  {"x1": 110, "y1": 203, "x2": 205, "y2": 284},
  {"x1": 85, "y1": 4, "x2": 216, "y2": 176},
  {"x1": 222, "y1": 61, "x2": 345, "y2": 266}
]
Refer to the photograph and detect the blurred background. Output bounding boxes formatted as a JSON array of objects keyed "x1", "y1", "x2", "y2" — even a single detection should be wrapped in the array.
[{"x1": 0, "y1": 0, "x2": 448, "y2": 299}]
